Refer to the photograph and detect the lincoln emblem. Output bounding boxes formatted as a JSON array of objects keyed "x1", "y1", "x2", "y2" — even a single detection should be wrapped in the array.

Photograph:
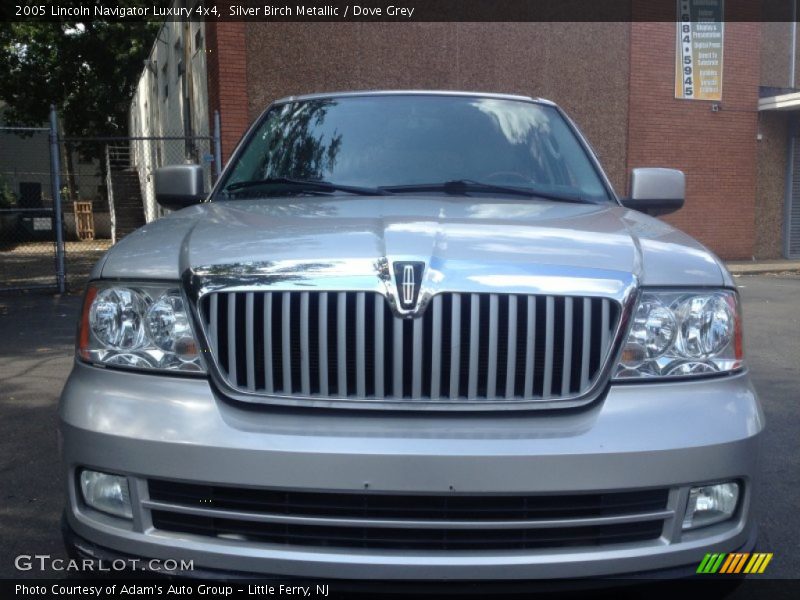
[{"x1": 393, "y1": 261, "x2": 425, "y2": 310}]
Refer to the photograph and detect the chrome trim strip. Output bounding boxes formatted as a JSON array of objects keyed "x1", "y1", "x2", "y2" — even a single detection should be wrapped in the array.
[{"x1": 143, "y1": 500, "x2": 672, "y2": 531}]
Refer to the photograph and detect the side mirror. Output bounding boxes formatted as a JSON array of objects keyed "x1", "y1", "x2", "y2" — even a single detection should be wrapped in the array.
[
  {"x1": 621, "y1": 168, "x2": 685, "y2": 216},
  {"x1": 154, "y1": 165, "x2": 205, "y2": 211}
]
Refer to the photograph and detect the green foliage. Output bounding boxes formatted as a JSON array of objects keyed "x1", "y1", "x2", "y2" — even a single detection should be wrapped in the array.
[
  {"x1": 0, "y1": 174, "x2": 16, "y2": 209},
  {"x1": 0, "y1": 5, "x2": 160, "y2": 137}
]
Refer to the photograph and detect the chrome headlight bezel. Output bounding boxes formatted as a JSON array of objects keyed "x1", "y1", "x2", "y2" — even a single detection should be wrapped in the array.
[
  {"x1": 78, "y1": 281, "x2": 206, "y2": 375},
  {"x1": 613, "y1": 288, "x2": 744, "y2": 380}
]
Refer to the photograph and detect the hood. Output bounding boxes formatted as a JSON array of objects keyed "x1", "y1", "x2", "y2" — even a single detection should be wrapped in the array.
[{"x1": 98, "y1": 196, "x2": 727, "y2": 288}]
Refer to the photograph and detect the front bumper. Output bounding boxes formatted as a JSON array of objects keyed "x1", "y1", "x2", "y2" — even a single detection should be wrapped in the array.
[{"x1": 59, "y1": 362, "x2": 764, "y2": 580}]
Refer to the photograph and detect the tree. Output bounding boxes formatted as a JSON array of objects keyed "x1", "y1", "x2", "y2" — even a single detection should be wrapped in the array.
[
  {"x1": 0, "y1": 9, "x2": 159, "y2": 137},
  {"x1": 0, "y1": 7, "x2": 160, "y2": 199}
]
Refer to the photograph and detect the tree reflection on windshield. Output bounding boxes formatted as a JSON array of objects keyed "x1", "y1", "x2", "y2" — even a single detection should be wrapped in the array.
[{"x1": 253, "y1": 100, "x2": 342, "y2": 182}]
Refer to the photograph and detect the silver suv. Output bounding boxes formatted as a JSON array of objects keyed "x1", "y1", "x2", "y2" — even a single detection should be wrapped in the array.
[{"x1": 60, "y1": 91, "x2": 762, "y2": 580}]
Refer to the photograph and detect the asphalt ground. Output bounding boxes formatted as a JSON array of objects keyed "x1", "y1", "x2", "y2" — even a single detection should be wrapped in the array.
[{"x1": 0, "y1": 274, "x2": 797, "y2": 584}]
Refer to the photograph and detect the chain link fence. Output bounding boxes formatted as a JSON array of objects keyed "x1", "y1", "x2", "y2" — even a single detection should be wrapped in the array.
[
  {"x1": 0, "y1": 126, "x2": 60, "y2": 291},
  {"x1": 0, "y1": 110, "x2": 220, "y2": 293}
]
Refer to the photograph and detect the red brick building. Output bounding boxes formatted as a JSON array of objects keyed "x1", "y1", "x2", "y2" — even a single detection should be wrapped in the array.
[{"x1": 180, "y1": 8, "x2": 800, "y2": 260}]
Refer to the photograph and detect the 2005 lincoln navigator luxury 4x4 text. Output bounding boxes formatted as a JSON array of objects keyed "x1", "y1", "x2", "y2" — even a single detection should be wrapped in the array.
[{"x1": 60, "y1": 91, "x2": 762, "y2": 579}]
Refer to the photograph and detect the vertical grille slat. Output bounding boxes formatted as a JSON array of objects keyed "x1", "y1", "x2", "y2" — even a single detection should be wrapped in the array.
[
  {"x1": 468, "y1": 294, "x2": 480, "y2": 400},
  {"x1": 486, "y1": 294, "x2": 499, "y2": 398},
  {"x1": 355, "y1": 293, "x2": 366, "y2": 398},
  {"x1": 393, "y1": 315, "x2": 403, "y2": 398},
  {"x1": 281, "y1": 293, "x2": 292, "y2": 394},
  {"x1": 227, "y1": 292, "x2": 238, "y2": 387},
  {"x1": 209, "y1": 294, "x2": 219, "y2": 360},
  {"x1": 505, "y1": 296, "x2": 518, "y2": 400},
  {"x1": 337, "y1": 292, "x2": 347, "y2": 397},
  {"x1": 449, "y1": 294, "x2": 462, "y2": 399},
  {"x1": 374, "y1": 298, "x2": 384, "y2": 398},
  {"x1": 203, "y1": 291, "x2": 620, "y2": 406},
  {"x1": 561, "y1": 297, "x2": 573, "y2": 396},
  {"x1": 412, "y1": 318, "x2": 423, "y2": 399},
  {"x1": 524, "y1": 296, "x2": 536, "y2": 398},
  {"x1": 581, "y1": 298, "x2": 592, "y2": 390},
  {"x1": 300, "y1": 292, "x2": 311, "y2": 396},
  {"x1": 245, "y1": 292, "x2": 255, "y2": 391},
  {"x1": 264, "y1": 293, "x2": 274, "y2": 393},
  {"x1": 543, "y1": 296, "x2": 555, "y2": 397},
  {"x1": 318, "y1": 292, "x2": 329, "y2": 396},
  {"x1": 430, "y1": 295, "x2": 443, "y2": 399}
]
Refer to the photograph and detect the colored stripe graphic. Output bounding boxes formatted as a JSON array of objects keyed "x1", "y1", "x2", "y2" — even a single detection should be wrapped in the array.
[
  {"x1": 699, "y1": 552, "x2": 773, "y2": 574},
  {"x1": 719, "y1": 553, "x2": 737, "y2": 573},
  {"x1": 697, "y1": 553, "x2": 727, "y2": 573},
  {"x1": 758, "y1": 554, "x2": 774, "y2": 573},
  {"x1": 696, "y1": 553, "x2": 714, "y2": 573},
  {"x1": 731, "y1": 553, "x2": 749, "y2": 573}
]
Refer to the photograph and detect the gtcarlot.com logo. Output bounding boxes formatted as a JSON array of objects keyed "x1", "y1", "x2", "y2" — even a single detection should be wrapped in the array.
[
  {"x1": 14, "y1": 554, "x2": 194, "y2": 573},
  {"x1": 697, "y1": 552, "x2": 773, "y2": 574}
]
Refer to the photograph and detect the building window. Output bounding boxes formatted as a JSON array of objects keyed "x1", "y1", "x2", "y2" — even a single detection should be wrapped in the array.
[{"x1": 161, "y1": 62, "x2": 168, "y2": 101}]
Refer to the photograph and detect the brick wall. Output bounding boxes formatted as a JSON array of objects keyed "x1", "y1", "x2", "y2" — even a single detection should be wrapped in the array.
[
  {"x1": 628, "y1": 8, "x2": 761, "y2": 259},
  {"x1": 243, "y1": 22, "x2": 631, "y2": 193},
  {"x1": 205, "y1": 15, "x2": 249, "y2": 162}
]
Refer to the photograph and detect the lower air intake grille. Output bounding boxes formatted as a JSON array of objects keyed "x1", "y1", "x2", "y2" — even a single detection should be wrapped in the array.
[{"x1": 148, "y1": 480, "x2": 668, "y2": 551}]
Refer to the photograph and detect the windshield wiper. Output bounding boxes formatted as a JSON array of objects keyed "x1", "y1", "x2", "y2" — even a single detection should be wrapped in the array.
[
  {"x1": 223, "y1": 177, "x2": 390, "y2": 197},
  {"x1": 379, "y1": 180, "x2": 588, "y2": 204}
]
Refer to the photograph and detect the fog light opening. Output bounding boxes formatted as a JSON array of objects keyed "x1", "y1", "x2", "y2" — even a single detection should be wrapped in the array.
[
  {"x1": 79, "y1": 469, "x2": 133, "y2": 519},
  {"x1": 682, "y1": 481, "x2": 739, "y2": 530}
]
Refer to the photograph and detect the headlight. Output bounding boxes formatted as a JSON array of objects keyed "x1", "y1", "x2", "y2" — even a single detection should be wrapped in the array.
[
  {"x1": 78, "y1": 282, "x2": 204, "y2": 373},
  {"x1": 614, "y1": 289, "x2": 743, "y2": 379}
]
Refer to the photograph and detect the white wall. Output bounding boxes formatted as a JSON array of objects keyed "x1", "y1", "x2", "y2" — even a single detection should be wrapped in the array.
[{"x1": 129, "y1": 14, "x2": 210, "y2": 223}]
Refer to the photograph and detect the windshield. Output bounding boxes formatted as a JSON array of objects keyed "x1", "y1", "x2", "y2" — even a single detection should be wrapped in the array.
[{"x1": 219, "y1": 95, "x2": 611, "y2": 202}]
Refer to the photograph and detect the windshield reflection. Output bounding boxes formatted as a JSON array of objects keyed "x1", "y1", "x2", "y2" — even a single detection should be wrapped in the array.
[{"x1": 220, "y1": 95, "x2": 611, "y2": 202}]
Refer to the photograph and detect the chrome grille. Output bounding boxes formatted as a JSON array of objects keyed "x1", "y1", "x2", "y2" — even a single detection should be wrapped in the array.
[
  {"x1": 199, "y1": 291, "x2": 620, "y2": 405},
  {"x1": 200, "y1": 291, "x2": 620, "y2": 401}
]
